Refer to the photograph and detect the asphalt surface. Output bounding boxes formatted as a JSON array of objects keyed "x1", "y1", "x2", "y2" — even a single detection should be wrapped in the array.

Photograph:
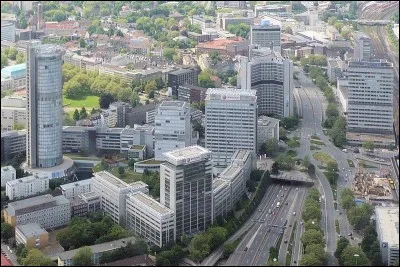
[{"x1": 225, "y1": 185, "x2": 307, "y2": 266}]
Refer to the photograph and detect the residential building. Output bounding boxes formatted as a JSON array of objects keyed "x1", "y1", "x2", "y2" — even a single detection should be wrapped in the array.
[
  {"x1": 1, "y1": 130, "x2": 26, "y2": 162},
  {"x1": 1, "y1": 21, "x2": 15, "y2": 42},
  {"x1": 344, "y1": 59, "x2": 394, "y2": 135},
  {"x1": 327, "y1": 57, "x2": 345, "y2": 83},
  {"x1": 57, "y1": 237, "x2": 137, "y2": 266},
  {"x1": 91, "y1": 171, "x2": 149, "y2": 225},
  {"x1": 3, "y1": 194, "x2": 71, "y2": 229},
  {"x1": 238, "y1": 46, "x2": 293, "y2": 118},
  {"x1": 168, "y1": 68, "x2": 199, "y2": 98},
  {"x1": 177, "y1": 84, "x2": 208, "y2": 103},
  {"x1": 1, "y1": 166, "x2": 16, "y2": 187},
  {"x1": 257, "y1": 116, "x2": 280, "y2": 150},
  {"x1": 25, "y1": 43, "x2": 64, "y2": 169},
  {"x1": 154, "y1": 101, "x2": 192, "y2": 161},
  {"x1": 353, "y1": 31, "x2": 372, "y2": 60},
  {"x1": 126, "y1": 192, "x2": 175, "y2": 248},
  {"x1": 218, "y1": 165, "x2": 245, "y2": 209},
  {"x1": 375, "y1": 207, "x2": 399, "y2": 266},
  {"x1": 251, "y1": 20, "x2": 281, "y2": 52},
  {"x1": 191, "y1": 16, "x2": 213, "y2": 29},
  {"x1": 1, "y1": 96, "x2": 27, "y2": 132},
  {"x1": 15, "y1": 223, "x2": 49, "y2": 249},
  {"x1": 230, "y1": 150, "x2": 256, "y2": 181},
  {"x1": 212, "y1": 178, "x2": 231, "y2": 220},
  {"x1": 160, "y1": 146, "x2": 213, "y2": 239},
  {"x1": 205, "y1": 89, "x2": 257, "y2": 169},
  {"x1": 62, "y1": 51, "x2": 102, "y2": 72},
  {"x1": 60, "y1": 179, "x2": 92, "y2": 199},
  {"x1": 6, "y1": 175, "x2": 49, "y2": 200}
]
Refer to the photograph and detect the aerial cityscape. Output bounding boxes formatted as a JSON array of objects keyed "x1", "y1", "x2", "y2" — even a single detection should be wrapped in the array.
[{"x1": 0, "y1": 1, "x2": 399, "y2": 266}]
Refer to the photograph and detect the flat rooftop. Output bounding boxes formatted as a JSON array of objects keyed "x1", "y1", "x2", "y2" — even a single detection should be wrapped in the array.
[
  {"x1": 206, "y1": 88, "x2": 257, "y2": 98},
  {"x1": 169, "y1": 68, "x2": 195, "y2": 75},
  {"x1": 16, "y1": 223, "x2": 48, "y2": 238},
  {"x1": 7, "y1": 194, "x2": 55, "y2": 211},
  {"x1": 213, "y1": 178, "x2": 229, "y2": 191},
  {"x1": 232, "y1": 150, "x2": 251, "y2": 161},
  {"x1": 128, "y1": 181, "x2": 148, "y2": 190},
  {"x1": 60, "y1": 179, "x2": 92, "y2": 190},
  {"x1": 128, "y1": 192, "x2": 173, "y2": 215},
  {"x1": 219, "y1": 165, "x2": 242, "y2": 179},
  {"x1": 346, "y1": 132, "x2": 395, "y2": 143},
  {"x1": 93, "y1": 171, "x2": 130, "y2": 189},
  {"x1": 164, "y1": 145, "x2": 210, "y2": 163},
  {"x1": 375, "y1": 207, "x2": 399, "y2": 246},
  {"x1": 258, "y1": 116, "x2": 280, "y2": 126},
  {"x1": 159, "y1": 101, "x2": 187, "y2": 108}
]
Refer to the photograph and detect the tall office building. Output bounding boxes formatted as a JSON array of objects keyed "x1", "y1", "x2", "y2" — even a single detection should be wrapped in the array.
[
  {"x1": 205, "y1": 89, "x2": 257, "y2": 170},
  {"x1": 239, "y1": 46, "x2": 293, "y2": 117},
  {"x1": 23, "y1": 42, "x2": 74, "y2": 179},
  {"x1": 154, "y1": 101, "x2": 192, "y2": 161},
  {"x1": 250, "y1": 19, "x2": 281, "y2": 52},
  {"x1": 344, "y1": 59, "x2": 393, "y2": 135},
  {"x1": 160, "y1": 146, "x2": 213, "y2": 239},
  {"x1": 353, "y1": 32, "x2": 372, "y2": 60}
]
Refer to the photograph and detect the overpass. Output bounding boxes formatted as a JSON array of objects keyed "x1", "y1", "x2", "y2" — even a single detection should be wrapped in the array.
[
  {"x1": 351, "y1": 19, "x2": 391, "y2": 26},
  {"x1": 270, "y1": 172, "x2": 314, "y2": 186}
]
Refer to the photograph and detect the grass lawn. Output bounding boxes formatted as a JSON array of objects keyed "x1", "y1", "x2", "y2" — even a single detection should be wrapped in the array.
[
  {"x1": 347, "y1": 159, "x2": 355, "y2": 167},
  {"x1": 287, "y1": 150, "x2": 298, "y2": 157},
  {"x1": 311, "y1": 139, "x2": 325, "y2": 146},
  {"x1": 313, "y1": 152, "x2": 335, "y2": 165},
  {"x1": 335, "y1": 219, "x2": 340, "y2": 234},
  {"x1": 109, "y1": 167, "x2": 144, "y2": 183},
  {"x1": 63, "y1": 95, "x2": 100, "y2": 109},
  {"x1": 310, "y1": 145, "x2": 321, "y2": 150},
  {"x1": 311, "y1": 134, "x2": 321, "y2": 140}
]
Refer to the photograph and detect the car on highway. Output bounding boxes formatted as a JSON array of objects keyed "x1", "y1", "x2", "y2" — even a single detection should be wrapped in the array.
[
  {"x1": 348, "y1": 233, "x2": 353, "y2": 236},
  {"x1": 296, "y1": 188, "x2": 299, "y2": 191},
  {"x1": 300, "y1": 221, "x2": 304, "y2": 225},
  {"x1": 285, "y1": 202, "x2": 288, "y2": 205},
  {"x1": 294, "y1": 261, "x2": 297, "y2": 264},
  {"x1": 259, "y1": 208, "x2": 261, "y2": 212},
  {"x1": 269, "y1": 209, "x2": 272, "y2": 214},
  {"x1": 280, "y1": 230, "x2": 284, "y2": 234},
  {"x1": 293, "y1": 212, "x2": 296, "y2": 216}
]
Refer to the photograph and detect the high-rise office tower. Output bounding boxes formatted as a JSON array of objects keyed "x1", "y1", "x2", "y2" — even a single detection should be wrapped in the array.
[
  {"x1": 26, "y1": 43, "x2": 63, "y2": 169},
  {"x1": 154, "y1": 101, "x2": 192, "y2": 161},
  {"x1": 250, "y1": 19, "x2": 281, "y2": 52},
  {"x1": 238, "y1": 46, "x2": 293, "y2": 117},
  {"x1": 353, "y1": 31, "x2": 372, "y2": 60},
  {"x1": 205, "y1": 89, "x2": 257, "y2": 170},
  {"x1": 160, "y1": 145, "x2": 213, "y2": 239},
  {"x1": 344, "y1": 59, "x2": 394, "y2": 135}
]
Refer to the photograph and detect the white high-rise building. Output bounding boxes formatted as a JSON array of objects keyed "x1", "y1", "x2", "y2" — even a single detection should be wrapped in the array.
[
  {"x1": 375, "y1": 207, "x2": 399, "y2": 266},
  {"x1": 160, "y1": 146, "x2": 213, "y2": 239},
  {"x1": 344, "y1": 60, "x2": 394, "y2": 135},
  {"x1": 154, "y1": 101, "x2": 192, "y2": 161},
  {"x1": 6, "y1": 175, "x2": 49, "y2": 200},
  {"x1": 250, "y1": 19, "x2": 281, "y2": 52},
  {"x1": 238, "y1": 46, "x2": 293, "y2": 118},
  {"x1": 353, "y1": 32, "x2": 372, "y2": 60},
  {"x1": 60, "y1": 179, "x2": 92, "y2": 199},
  {"x1": 1, "y1": 166, "x2": 16, "y2": 187},
  {"x1": 205, "y1": 89, "x2": 257, "y2": 170},
  {"x1": 26, "y1": 43, "x2": 63, "y2": 169}
]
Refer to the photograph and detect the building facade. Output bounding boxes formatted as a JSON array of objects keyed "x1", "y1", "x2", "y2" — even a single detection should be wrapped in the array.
[
  {"x1": 60, "y1": 179, "x2": 92, "y2": 199},
  {"x1": 239, "y1": 47, "x2": 293, "y2": 118},
  {"x1": 154, "y1": 101, "x2": 192, "y2": 161},
  {"x1": 126, "y1": 192, "x2": 175, "y2": 248},
  {"x1": 26, "y1": 43, "x2": 64, "y2": 169},
  {"x1": 1, "y1": 21, "x2": 16, "y2": 42},
  {"x1": 15, "y1": 223, "x2": 49, "y2": 249},
  {"x1": 160, "y1": 146, "x2": 213, "y2": 239},
  {"x1": 6, "y1": 175, "x2": 49, "y2": 200},
  {"x1": 344, "y1": 60, "x2": 394, "y2": 135},
  {"x1": 353, "y1": 31, "x2": 372, "y2": 60},
  {"x1": 250, "y1": 21, "x2": 281, "y2": 52},
  {"x1": 212, "y1": 179, "x2": 231, "y2": 220},
  {"x1": 1, "y1": 95, "x2": 27, "y2": 132},
  {"x1": 205, "y1": 89, "x2": 257, "y2": 169},
  {"x1": 1, "y1": 130, "x2": 26, "y2": 163},
  {"x1": 177, "y1": 84, "x2": 208, "y2": 103},
  {"x1": 1, "y1": 165, "x2": 16, "y2": 187},
  {"x1": 167, "y1": 68, "x2": 199, "y2": 98},
  {"x1": 375, "y1": 207, "x2": 399, "y2": 266},
  {"x1": 257, "y1": 116, "x2": 280, "y2": 150}
]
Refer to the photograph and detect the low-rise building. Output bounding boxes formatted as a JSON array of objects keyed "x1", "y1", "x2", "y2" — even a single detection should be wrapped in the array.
[
  {"x1": 1, "y1": 63, "x2": 27, "y2": 91},
  {"x1": 212, "y1": 178, "x2": 231, "y2": 220},
  {"x1": 1, "y1": 130, "x2": 26, "y2": 162},
  {"x1": 257, "y1": 116, "x2": 280, "y2": 150},
  {"x1": 168, "y1": 68, "x2": 199, "y2": 98},
  {"x1": 80, "y1": 191, "x2": 101, "y2": 213},
  {"x1": 177, "y1": 84, "x2": 208, "y2": 104},
  {"x1": 60, "y1": 179, "x2": 92, "y2": 199},
  {"x1": 327, "y1": 57, "x2": 345, "y2": 83},
  {"x1": 191, "y1": 15, "x2": 213, "y2": 29},
  {"x1": 230, "y1": 150, "x2": 256, "y2": 181},
  {"x1": 6, "y1": 175, "x2": 49, "y2": 200},
  {"x1": 126, "y1": 192, "x2": 175, "y2": 248},
  {"x1": 62, "y1": 51, "x2": 102, "y2": 72},
  {"x1": 218, "y1": 165, "x2": 245, "y2": 208},
  {"x1": 3, "y1": 194, "x2": 71, "y2": 229},
  {"x1": 57, "y1": 237, "x2": 137, "y2": 266},
  {"x1": 1, "y1": 165, "x2": 16, "y2": 187},
  {"x1": 69, "y1": 195, "x2": 88, "y2": 218},
  {"x1": 15, "y1": 223, "x2": 49, "y2": 249},
  {"x1": 127, "y1": 145, "x2": 146, "y2": 160},
  {"x1": 375, "y1": 207, "x2": 399, "y2": 266}
]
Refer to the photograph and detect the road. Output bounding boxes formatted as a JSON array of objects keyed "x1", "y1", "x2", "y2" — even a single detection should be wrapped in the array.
[
  {"x1": 1, "y1": 242, "x2": 19, "y2": 266},
  {"x1": 225, "y1": 185, "x2": 307, "y2": 266}
]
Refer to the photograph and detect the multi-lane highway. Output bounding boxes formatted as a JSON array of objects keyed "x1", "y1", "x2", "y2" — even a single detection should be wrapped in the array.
[{"x1": 225, "y1": 185, "x2": 307, "y2": 266}]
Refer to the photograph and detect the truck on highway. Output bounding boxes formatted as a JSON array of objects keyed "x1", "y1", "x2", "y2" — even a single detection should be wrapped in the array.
[{"x1": 276, "y1": 202, "x2": 280, "y2": 208}]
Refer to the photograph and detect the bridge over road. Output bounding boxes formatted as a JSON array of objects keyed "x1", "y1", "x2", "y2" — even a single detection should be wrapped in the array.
[{"x1": 270, "y1": 171, "x2": 314, "y2": 186}]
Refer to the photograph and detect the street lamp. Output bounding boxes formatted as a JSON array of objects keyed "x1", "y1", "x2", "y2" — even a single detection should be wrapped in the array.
[{"x1": 354, "y1": 254, "x2": 359, "y2": 266}]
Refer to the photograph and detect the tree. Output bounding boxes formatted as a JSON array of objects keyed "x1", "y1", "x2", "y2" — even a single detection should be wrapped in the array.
[
  {"x1": 1, "y1": 223, "x2": 13, "y2": 240},
  {"x1": 308, "y1": 163, "x2": 315, "y2": 175},
  {"x1": 7, "y1": 47, "x2": 18, "y2": 60},
  {"x1": 1, "y1": 52, "x2": 7, "y2": 68},
  {"x1": 21, "y1": 249, "x2": 55, "y2": 266},
  {"x1": 303, "y1": 155, "x2": 310, "y2": 168},
  {"x1": 223, "y1": 242, "x2": 237, "y2": 258},
  {"x1": 128, "y1": 159, "x2": 136, "y2": 168},
  {"x1": 362, "y1": 141, "x2": 374, "y2": 151},
  {"x1": 302, "y1": 204, "x2": 322, "y2": 223},
  {"x1": 118, "y1": 166, "x2": 125, "y2": 175},
  {"x1": 73, "y1": 109, "x2": 80, "y2": 121},
  {"x1": 341, "y1": 246, "x2": 370, "y2": 266},
  {"x1": 206, "y1": 227, "x2": 227, "y2": 250},
  {"x1": 229, "y1": 76, "x2": 237, "y2": 86},
  {"x1": 335, "y1": 237, "x2": 350, "y2": 263},
  {"x1": 145, "y1": 80, "x2": 157, "y2": 94},
  {"x1": 99, "y1": 93, "x2": 115, "y2": 109},
  {"x1": 326, "y1": 161, "x2": 338, "y2": 173},
  {"x1": 347, "y1": 203, "x2": 374, "y2": 230},
  {"x1": 63, "y1": 113, "x2": 76, "y2": 126},
  {"x1": 149, "y1": 90, "x2": 155, "y2": 99},
  {"x1": 16, "y1": 52, "x2": 25, "y2": 64},
  {"x1": 189, "y1": 234, "x2": 210, "y2": 262},
  {"x1": 328, "y1": 16, "x2": 338, "y2": 25},
  {"x1": 285, "y1": 26, "x2": 293, "y2": 34},
  {"x1": 262, "y1": 138, "x2": 279, "y2": 157},
  {"x1": 300, "y1": 253, "x2": 322, "y2": 266},
  {"x1": 275, "y1": 154, "x2": 295, "y2": 170},
  {"x1": 79, "y1": 107, "x2": 88, "y2": 120},
  {"x1": 227, "y1": 23, "x2": 250, "y2": 38},
  {"x1": 116, "y1": 87, "x2": 132, "y2": 103},
  {"x1": 163, "y1": 48, "x2": 176, "y2": 61},
  {"x1": 271, "y1": 162, "x2": 279, "y2": 175},
  {"x1": 301, "y1": 229, "x2": 324, "y2": 249},
  {"x1": 305, "y1": 244, "x2": 327, "y2": 263},
  {"x1": 287, "y1": 138, "x2": 299, "y2": 148},
  {"x1": 72, "y1": 247, "x2": 93, "y2": 266},
  {"x1": 198, "y1": 69, "x2": 215, "y2": 88}
]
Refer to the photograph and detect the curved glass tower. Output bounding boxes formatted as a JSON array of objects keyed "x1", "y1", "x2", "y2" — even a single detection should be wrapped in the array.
[{"x1": 26, "y1": 43, "x2": 63, "y2": 168}]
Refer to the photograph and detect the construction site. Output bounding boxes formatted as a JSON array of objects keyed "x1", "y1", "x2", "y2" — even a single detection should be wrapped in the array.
[{"x1": 351, "y1": 164, "x2": 397, "y2": 205}]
